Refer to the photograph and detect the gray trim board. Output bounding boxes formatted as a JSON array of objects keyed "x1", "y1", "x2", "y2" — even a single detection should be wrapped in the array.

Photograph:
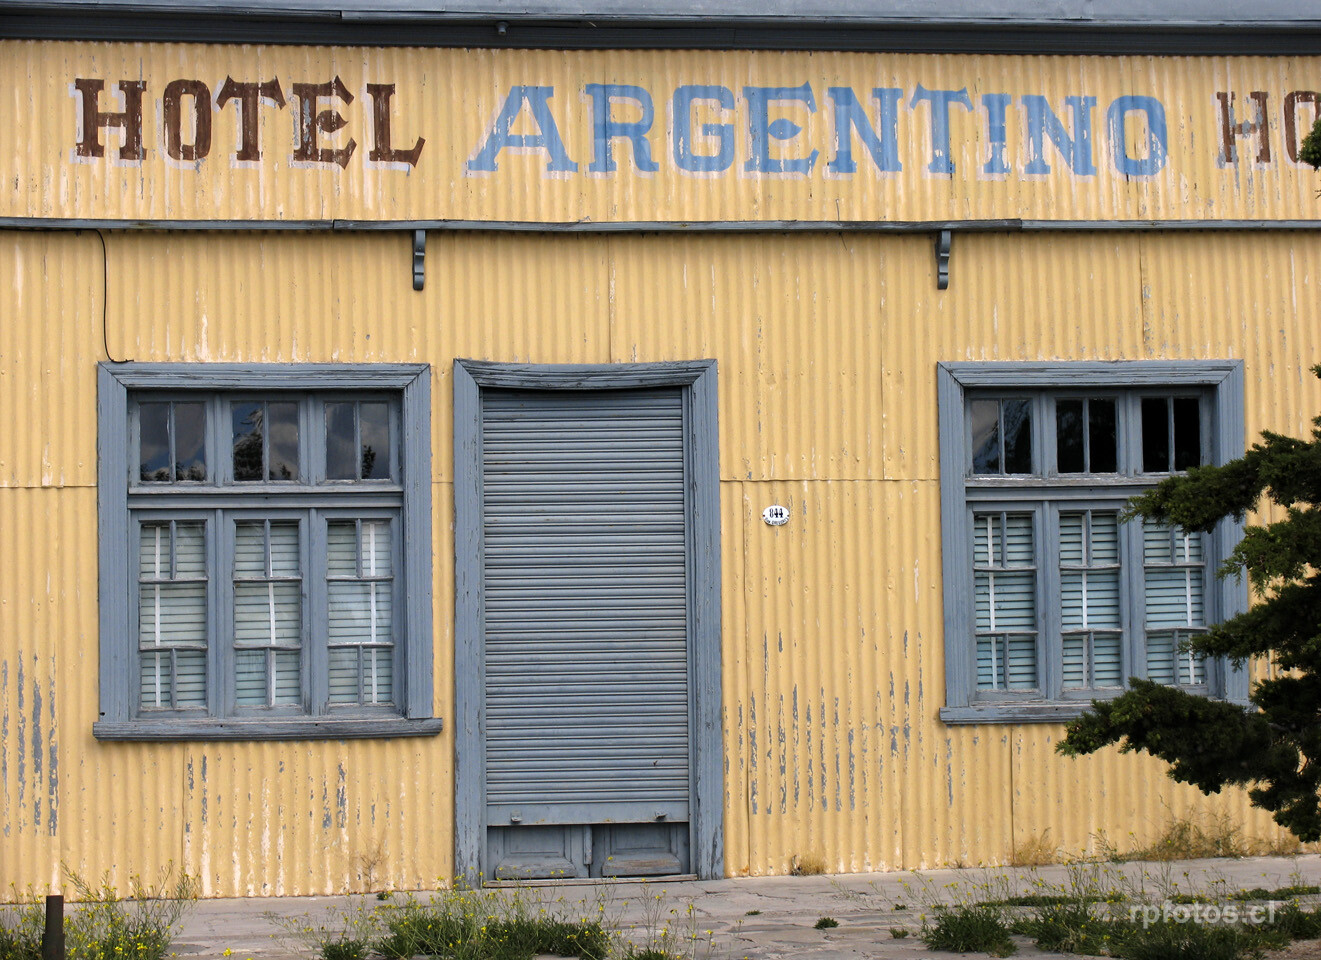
[
  {"x1": 5, "y1": 4, "x2": 1321, "y2": 53},
  {"x1": 93, "y1": 717, "x2": 444, "y2": 740},
  {"x1": 452, "y1": 358, "x2": 722, "y2": 883},
  {"x1": 6, "y1": 219, "x2": 1321, "y2": 234},
  {"x1": 937, "y1": 360, "x2": 1248, "y2": 725},
  {"x1": 97, "y1": 361, "x2": 438, "y2": 739}
]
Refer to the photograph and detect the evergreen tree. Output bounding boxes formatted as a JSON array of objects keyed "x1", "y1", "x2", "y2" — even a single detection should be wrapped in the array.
[{"x1": 1059, "y1": 368, "x2": 1321, "y2": 840}]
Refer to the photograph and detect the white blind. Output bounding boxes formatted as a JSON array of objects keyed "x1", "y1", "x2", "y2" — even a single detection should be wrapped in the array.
[
  {"x1": 1144, "y1": 522, "x2": 1207, "y2": 685},
  {"x1": 233, "y1": 521, "x2": 302, "y2": 707},
  {"x1": 973, "y1": 512, "x2": 1038, "y2": 690},
  {"x1": 1060, "y1": 511, "x2": 1122, "y2": 688},
  {"x1": 138, "y1": 521, "x2": 208, "y2": 709},
  {"x1": 327, "y1": 519, "x2": 394, "y2": 705}
]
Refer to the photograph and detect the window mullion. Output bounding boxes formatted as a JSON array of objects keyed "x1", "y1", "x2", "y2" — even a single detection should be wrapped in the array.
[
  {"x1": 1123, "y1": 514, "x2": 1146, "y2": 682},
  {"x1": 210, "y1": 508, "x2": 230, "y2": 718},
  {"x1": 1039, "y1": 502, "x2": 1061, "y2": 699},
  {"x1": 307, "y1": 507, "x2": 329, "y2": 714}
]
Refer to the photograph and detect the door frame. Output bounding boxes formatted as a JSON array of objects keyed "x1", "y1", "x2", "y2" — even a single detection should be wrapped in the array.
[{"x1": 453, "y1": 359, "x2": 722, "y2": 884}]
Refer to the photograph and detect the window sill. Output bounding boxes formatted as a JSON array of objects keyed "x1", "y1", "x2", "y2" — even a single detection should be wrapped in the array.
[
  {"x1": 941, "y1": 697, "x2": 1250, "y2": 725},
  {"x1": 93, "y1": 717, "x2": 444, "y2": 741}
]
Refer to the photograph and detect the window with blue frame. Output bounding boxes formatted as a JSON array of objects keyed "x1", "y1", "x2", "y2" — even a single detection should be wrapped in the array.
[
  {"x1": 937, "y1": 362, "x2": 1248, "y2": 724},
  {"x1": 96, "y1": 364, "x2": 439, "y2": 741}
]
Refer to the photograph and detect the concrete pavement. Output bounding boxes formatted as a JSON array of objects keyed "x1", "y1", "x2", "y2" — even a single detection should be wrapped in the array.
[{"x1": 171, "y1": 854, "x2": 1321, "y2": 959}]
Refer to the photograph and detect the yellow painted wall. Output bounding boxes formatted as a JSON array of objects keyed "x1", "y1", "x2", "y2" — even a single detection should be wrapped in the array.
[
  {"x1": 2, "y1": 40, "x2": 1319, "y2": 223},
  {"x1": 0, "y1": 226, "x2": 1317, "y2": 896}
]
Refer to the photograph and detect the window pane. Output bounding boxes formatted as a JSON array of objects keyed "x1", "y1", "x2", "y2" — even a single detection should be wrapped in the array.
[
  {"x1": 327, "y1": 518, "x2": 395, "y2": 705},
  {"x1": 1147, "y1": 631, "x2": 1207, "y2": 686},
  {"x1": 1173, "y1": 397, "x2": 1201, "y2": 471},
  {"x1": 267, "y1": 402, "x2": 299, "y2": 481},
  {"x1": 139, "y1": 402, "x2": 171, "y2": 482},
  {"x1": 1142, "y1": 397, "x2": 1170, "y2": 472},
  {"x1": 234, "y1": 521, "x2": 301, "y2": 709},
  {"x1": 1002, "y1": 399, "x2": 1032, "y2": 473},
  {"x1": 1055, "y1": 399, "x2": 1084, "y2": 473},
  {"x1": 138, "y1": 521, "x2": 207, "y2": 711},
  {"x1": 174, "y1": 402, "x2": 207, "y2": 481},
  {"x1": 1089, "y1": 399, "x2": 1118, "y2": 473},
  {"x1": 231, "y1": 402, "x2": 264, "y2": 481},
  {"x1": 360, "y1": 402, "x2": 390, "y2": 480},
  {"x1": 234, "y1": 650, "x2": 267, "y2": 706},
  {"x1": 326, "y1": 402, "x2": 357, "y2": 479},
  {"x1": 234, "y1": 522, "x2": 267, "y2": 577},
  {"x1": 973, "y1": 513, "x2": 1037, "y2": 690},
  {"x1": 970, "y1": 400, "x2": 1000, "y2": 474}
]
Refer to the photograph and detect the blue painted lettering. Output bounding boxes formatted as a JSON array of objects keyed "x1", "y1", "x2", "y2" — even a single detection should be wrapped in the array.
[
  {"x1": 1107, "y1": 95, "x2": 1168, "y2": 176},
  {"x1": 910, "y1": 85, "x2": 973, "y2": 175},
  {"x1": 981, "y1": 93, "x2": 1012, "y2": 175},
  {"x1": 585, "y1": 83, "x2": 659, "y2": 174},
  {"x1": 1022, "y1": 95, "x2": 1097, "y2": 176},
  {"x1": 826, "y1": 87, "x2": 902, "y2": 174},
  {"x1": 743, "y1": 83, "x2": 819, "y2": 175},
  {"x1": 672, "y1": 85, "x2": 735, "y2": 173},
  {"x1": 467, "y1": 85, "x2": 577, "y2": 173}
]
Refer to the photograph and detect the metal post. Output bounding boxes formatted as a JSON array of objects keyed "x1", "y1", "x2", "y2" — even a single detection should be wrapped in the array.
[{"x1": 41, "y1": 894, "x2": 64, "y2": 960}]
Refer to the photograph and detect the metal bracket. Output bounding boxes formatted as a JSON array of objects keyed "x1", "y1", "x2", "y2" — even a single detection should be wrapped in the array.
[
  {"x1": 935, "y1": 229, "x2": 952, "y2": 290},
  {"x1": 412, "y1": 228, "x2": 426, "y2": 291}
]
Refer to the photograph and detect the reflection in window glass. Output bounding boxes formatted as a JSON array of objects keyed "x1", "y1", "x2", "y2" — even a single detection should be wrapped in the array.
[
  {"x1": 326, "y1": 401, "x2": 391, "y2": 481},
  {"x1": 970, "y1": 400, "x2": 1000, "y2": 474},
  {"x1": 232, "y1": 402, "x2": 264, "y2": 481},
  {"x1": 139, "y1": 402, "x2": 171, "y2": 482},
  {"x1": 1056, "y1": 398, "x2": 1117, "y2": 474},
  {"x1": 1143, "y1": 396, "x2": 1202, "y2": 473},
  {"x1": 1090, "y1": 399, "x2": 1118, "y2": 473},
  {"x1": 326, "y1": 402, "x2": 357, "y2": 480},
  {"x1": 1056, "y1": 399, "x2": 1084, "y2": 473},
  {"x1": 234, "y1": 402, "x2": 300, "y2": 482},
  {"x1": 1173, "y1": 398, "x2": 1201, "y2": 471},
  {"x1": 360, "y1": 403, "x2": 390, "y2": 480},
  {"x1": 174, "y1": 403, "x2": 206, "y2": 480},
  {"x1": 139, "y1": 401, "x2": 206, "y2": 482},
  {"x1": 267, "y1": 402, "x2": 299, "y2": 480},
  {"x1": 970, "y1": 399, "x2": 1032, "y2": 475},
  {"x1": 1002, "y1": 400, "x2": 1032, "y2": 473}
]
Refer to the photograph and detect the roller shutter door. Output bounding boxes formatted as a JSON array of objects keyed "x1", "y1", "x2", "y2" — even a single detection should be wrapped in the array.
[{"x1": 481, "y1": 387, "x2": 690, "y2": 828}]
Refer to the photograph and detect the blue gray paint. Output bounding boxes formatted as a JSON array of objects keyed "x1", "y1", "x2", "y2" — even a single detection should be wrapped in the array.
[
  {"x1": 468, "y1": 84, "x2": 1169, "y2": 178},
  {"x1": 1, "y1": 652, "x2": 59, "y2": 837}
]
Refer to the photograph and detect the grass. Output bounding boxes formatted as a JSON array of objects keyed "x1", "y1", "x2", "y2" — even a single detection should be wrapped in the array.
[
  {"x1": 921, "y1": 904, "x2": 1017, "y2": 957},
  {"x1": 812, "y1": 917, "x2": 838, "y2": 929}
]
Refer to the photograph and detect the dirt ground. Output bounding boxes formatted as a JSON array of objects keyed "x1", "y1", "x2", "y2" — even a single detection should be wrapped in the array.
[{"x1": 1263, "y1": 939, "x2": 1321, "y2": 958}]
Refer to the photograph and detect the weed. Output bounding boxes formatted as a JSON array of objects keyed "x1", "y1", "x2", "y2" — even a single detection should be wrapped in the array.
[
  {"x1": 1008, "y1": 830, "x2": 1060, "y2": 868},
  {"x1": 812, "y1": 917, "x2": 837, "y2": 929},
  {"x1": 63, "y1": 867, "x2": 198, "y2": 960},
  {"x1": 921, "y1": 904, "x2": 1016, "y2": 957},
  {"x1": 743, "y1": 910, "x2": 760, "y2": 917},
  {"x1": 892, "y1": 902, "x2": 906, "y2": 911},
  {"x1": 889, "y1": 927, "x2": 909, "y2": 939},
  {"x1": 319, "y1": 938, "x2": 371, "y2": 960},
  {"x1": 1116, "y1": 921, "x2": 1256, "y2": 960},
  {"x1": 0, "y1": 900, "x2": 43, "y2": 960},
  {"x1": 788, "y1": 853, "x2": 826, "y2": 877}
]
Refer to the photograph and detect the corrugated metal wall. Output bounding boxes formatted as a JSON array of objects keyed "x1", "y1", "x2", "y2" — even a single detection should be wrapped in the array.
[
  {"x1": 1, "y1": 227, "x2": 1316, "y2": 896},
  {"x1": 3, "y1": 41, "x2": 1319, "y2": 223}
]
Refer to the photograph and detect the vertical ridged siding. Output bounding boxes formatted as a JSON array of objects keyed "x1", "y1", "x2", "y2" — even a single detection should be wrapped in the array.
[
  {"x1": 2, "y1": 41, "x2": 1319, "y2": 223},
  {"x1": 2, "y1": 227, "x2": 1318, "y2": 897}
]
